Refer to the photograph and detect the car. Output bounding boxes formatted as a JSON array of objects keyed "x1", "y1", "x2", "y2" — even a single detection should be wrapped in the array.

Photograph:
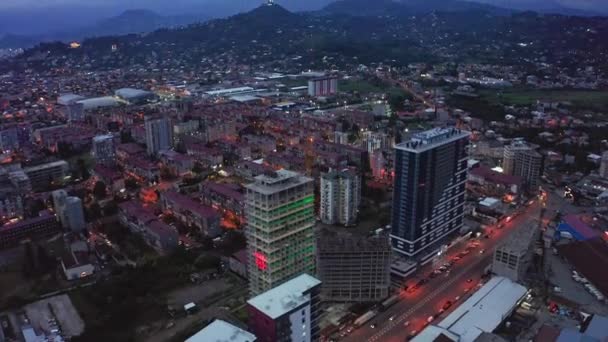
[
  {"x1": 442, "y1": 301, "x2": 453, "y2": 310},
  {"x1": 389, "y1": 315, "x2": 395, "y2": 321},
  {"x1": 454, "y1": 296, "x2": 461, "y2": 301},
  {"x1": 403, "y1": 321, "x2": 410, "y2": 327},
  {"x1": 479, "y1": 249, "x2": 485, "y2": 254},
  {"x1": 427, "y1": 315, "x2": 435, "y2": 323},
  {"x1": 464, "y1": 287, "x2": 471, "y2": 293},
  {"x1": 370, "y1": 323, "x2": 376, "y2": 329},
  {"x1": 466, "y1": 278, "x2": 473, "y2": 283}
]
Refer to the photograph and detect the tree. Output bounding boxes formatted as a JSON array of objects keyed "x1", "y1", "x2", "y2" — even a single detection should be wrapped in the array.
[{"x1": 93, "y1": 181, "x2": 107, "y2": 199}]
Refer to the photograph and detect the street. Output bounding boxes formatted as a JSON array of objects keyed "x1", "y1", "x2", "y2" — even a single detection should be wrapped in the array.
[{"x1": 341, "y1": 198, "x2": 550, "y2": 342}]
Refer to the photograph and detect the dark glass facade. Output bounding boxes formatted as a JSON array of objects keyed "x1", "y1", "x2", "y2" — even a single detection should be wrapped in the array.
[{"x1": 390, "y1": 129, "x2": 469, "y2": 259}]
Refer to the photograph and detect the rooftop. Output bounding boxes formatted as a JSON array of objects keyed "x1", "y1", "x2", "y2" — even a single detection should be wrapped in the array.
[
  {"x1": 395, "y1": 128, "x2": 469, "y2": 153},
  {"x1": 245, "y1": 169, "x2": 312, "y2": 195},
  {"x1": 557, "y1": 238, "x2": 608, "y2": 297},
  {"x1": 415, "y1": 277, "x2": 527, "y2": 342},
  {"x1": 186, "y1": 319, "x2": 256, "y2": 342},
  {"x1": 23, "y1": 160, "x2": 69, "y2": 173},
  {"x1": 114, "y1": 88, "x2": 153, "y2": 99},
  {"x1": 496, "y1": 221, "x2": 538, "y2": 256},
  {"x1": 247, "y1": 274, "x2": 321, "y2": 319}
]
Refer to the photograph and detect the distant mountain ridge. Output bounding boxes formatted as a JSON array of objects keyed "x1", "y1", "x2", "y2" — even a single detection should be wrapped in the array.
[
  {"x1": 0, "y1": 9, "x2": 208, "y2": 49},
  {"x1": 320, "y1": 0, "x2": 514, "y2": 16}
]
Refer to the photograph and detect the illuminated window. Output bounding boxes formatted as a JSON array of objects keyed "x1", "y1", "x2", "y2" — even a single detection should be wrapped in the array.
[{"x1": 254, "y1": 251, "x2": 267, "y2": 270}]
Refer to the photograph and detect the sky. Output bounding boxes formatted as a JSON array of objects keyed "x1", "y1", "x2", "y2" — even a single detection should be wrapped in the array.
[
  {"x1": 0, "y1": 0, "x2": 606, "y2": 36},
  {"x1": 1, "y1": 0, "x2": 607, "y2": 11}
]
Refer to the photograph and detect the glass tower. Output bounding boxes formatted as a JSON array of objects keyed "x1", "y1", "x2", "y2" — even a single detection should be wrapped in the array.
[{"x1": 390, "y1": 128, "x2": 469, "y2": 261}]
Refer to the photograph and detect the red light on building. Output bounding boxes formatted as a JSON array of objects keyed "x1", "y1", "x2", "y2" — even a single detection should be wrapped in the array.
[{"x1": 254, "y1": 251, "x2": 267, "y2": 270}]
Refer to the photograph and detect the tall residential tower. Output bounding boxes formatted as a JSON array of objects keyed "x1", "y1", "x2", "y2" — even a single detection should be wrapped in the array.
[
  {"x1": 245, "y1": 170, "x2": 316, "y2": 295},
  {"x1": 390, "y1": 128, "x2": 469, "y2": 261},
  {"x1": 145, "y1": 116, "x2": 173, "y2": 156},
  {"x1": 319, "y1": 168, "x2": 361, "y2": 226}
]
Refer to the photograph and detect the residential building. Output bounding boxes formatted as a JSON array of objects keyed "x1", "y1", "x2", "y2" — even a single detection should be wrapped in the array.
[
  {"x1": 599, "y1": 151, "x2": 608, "y2": 179},
  {"x1": 145, "y1": 115, "x2": 173, "y2": 156},
  {"x1": 0, "y1": 211, "x2": 61, "y2": 250},
  {"x1": 23, "y1": 160, "x2": 69, "y2": 191},
  {"x1": 0, "y1": 126, "x2": 19, "y2": 151},
  {"x1": 390, "y1": 128, "x2": 469, "y2": 262},
  {"x1": 308, "y1": 76, "x2": 338, "y2": 97},
  {"x1": 92, "y1": 134, "x2": 116, "y2": 166},
  {"x1": 319, "y1": 168, "x2": 361, "y2": 226},
  {"x1": 316, "y1": 230, "x2": 391, "y2": 302},
  {"x1": 502, "y1": 140, "x2": 543, "y2": 190},
  {"x1": 52, "y1": 190, "x2": 86, "y2": 232},
  {"x1": 247, "y1": 274, "x2": 321, "y2": 342},
  {"x1": 186, "y1": 319, "x2": 256, "y2": 342},
  {"x1": 492, "y1": 224, "x2": 538, "y2": 282},
  {"x1": 245, "y1": 169, "x2": 316, "y2": 295},
  {"x1": 160, "y1": 190, "x2": 221, "y2": 237},
  {"x1": 117, "y1": 201, "x2": 179, "y2": 253}
]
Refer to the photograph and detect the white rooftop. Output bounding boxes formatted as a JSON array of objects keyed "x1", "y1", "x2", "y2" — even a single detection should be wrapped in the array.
[
  {"x1": 186, "y1": 319, "x2": 256, "y2": 342},
  {"x1": 114, "y1": 88, "x2": 153, "y2": 99},
  {"x1": 77, "y1": 96, "x2": 121, "y2": 110},
  {"x1": 57, "y1": 93, "x2": 85, "y2": 105},
  {"x1": 247, "y1": 274, "x2": 321, "y2": 319},
  {"x1": 205, "y1": 87, "x2": 254, "y2": 96},
  {"x1": 246, "y1": 169, "x2": 312, "y2": 195},
  {"x1": 479, "y1": 197, "x2": 500, "y2": 207},
  {"x1": 437, "y1": 276, "x2": 527, "y2": 342}
]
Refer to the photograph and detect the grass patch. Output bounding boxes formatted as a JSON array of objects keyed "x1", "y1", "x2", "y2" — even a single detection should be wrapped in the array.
[
  {"x1": 340, "y1": 78, "x2": 391, "y2": 94},
  {"x1": 479, "y1": 89, "x2": 608, "y2": 111}
]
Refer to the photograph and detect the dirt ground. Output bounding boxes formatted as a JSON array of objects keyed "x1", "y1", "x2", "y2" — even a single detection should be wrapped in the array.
[{"x1": 167, "y1": 278, "x2": 231, "y2": 307}]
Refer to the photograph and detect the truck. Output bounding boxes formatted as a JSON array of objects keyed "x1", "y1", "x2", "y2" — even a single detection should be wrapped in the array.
[
  {"x1": 380, "y1": 295, "x2": 400, "y2": 311},
  {"x1": 353, "y1": 311, "x2": 377, "y2": 327}
]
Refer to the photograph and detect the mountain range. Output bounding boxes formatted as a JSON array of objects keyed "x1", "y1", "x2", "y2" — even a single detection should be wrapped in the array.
[
  {"x1": 1, "y1": 0, "x2": 606, "y2": 50},
  {"x1": 0, "y1": 9, "x2": 208, "y2": 49}
]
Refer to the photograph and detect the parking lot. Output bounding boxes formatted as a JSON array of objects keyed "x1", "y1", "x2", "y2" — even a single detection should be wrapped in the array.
[{"x1": 23, "y1": 294, "x2": 85, "y2": 338}]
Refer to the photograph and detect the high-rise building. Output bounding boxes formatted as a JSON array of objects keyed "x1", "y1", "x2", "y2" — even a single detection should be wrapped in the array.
[
  {"x1": 245, "y1": 169, "x2": 316, "y2": 295},
  {"x1": 247, "y1": 274, "x2": 321, "y2": 342},
  {"x1": 319, "y1": 168, "x2": 361, "y2": 226},
  {"x1": 502, "y1": 140, "x2": 543, "y2": 189},
  {"x1": 92, "y1": 134, "x2": 116, "y2": 166},
  {"x1": 390, "y1": 128, "x2": 469, "y2": 261},
  {"x1": 145, "y1": 116, "x2": 173, "y2": 156},
  {"x1": 52, "y1": 190, "x2": 86, "y2": 232},
  {"x1": 307, "y1": 76, "x2": 338, "y2": 97},
  {"x1": 599, "y1": 151, "x2": 608, "y2": 179},
  {"x1": 316, "y1": 230, "x2": 391, "y2": 302}
]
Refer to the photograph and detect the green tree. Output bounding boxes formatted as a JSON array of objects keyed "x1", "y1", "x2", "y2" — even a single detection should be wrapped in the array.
[{"x1": 93, "y1": 181, "x2": 107, "y2": 199}]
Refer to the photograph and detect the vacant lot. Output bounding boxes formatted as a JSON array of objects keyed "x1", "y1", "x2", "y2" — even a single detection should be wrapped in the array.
[
  {"x1": 479, "y1": 89, "x2": 608, "y2": 111},
  {"x1": 24, "y1": 294, "x2": 85, "y2": 338}
]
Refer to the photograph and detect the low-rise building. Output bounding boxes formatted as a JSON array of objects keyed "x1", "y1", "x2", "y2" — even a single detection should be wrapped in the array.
[
  {"x1": 117, "y1": 201, "x2": 179, "y2": 253},
  {"x1": 0, "y1": 211, "x2": 61, "y2": 250},
  {"x1": 492, "y1": 223, "x2": 538, "y2": 282},
  {"x1": 23, "y1": 160, "x2": 69, "y2": 191},
  {"x1": 247, "y1": 274, "x2": 321, "y2": 342},
  {"x1": 160, "y1": 190, "x2": 221, "y2": 237},
  {"x1": 186, "y1": 319, "x2": 256, "y2": 342}
]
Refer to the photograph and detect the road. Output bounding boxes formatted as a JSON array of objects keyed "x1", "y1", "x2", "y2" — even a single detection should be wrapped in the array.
[{"x1": 342, "y1": 199, "x2": 547, "y2": 342}]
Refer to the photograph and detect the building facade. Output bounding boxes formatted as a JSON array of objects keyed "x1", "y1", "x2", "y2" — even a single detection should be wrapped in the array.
[
  {"x1": 316, "y1": 232, "x2": 391, "y2": 302},
  {"x1": 247, "y1": 274, "x2": 321, "y2": 342},
  {"x1": 52, "y1": 190, "x2": 86, "y2": 232},
  {"x1": 24, "y1": 160, "x2": 69, "y2": 191},
  {"x1": 319, "y1": 168, "x2": 361, "y2": 226},
  {"x1": 307, "y1": 76, "x2": 338, "y2": 97},
  {"x1": 92, "y1": 134, "x2": 116, "y2": 166},
  {"x1": 145, "y1": 116, "x2": 173, "y2": 156},
  {"x1": 502, "y1": 140, "x2": 543, "y2": 190},
  {"x1": 245, "y1": 170, "x2": 316, "y2": 295},
  {"x1": 0, "y1": 211, "x2": 61, "y2": 250},
  {"x1": 390, "y1": 128, "x2": 469, "y2": 261},
  {"x1": 599, "y1": 151, "x2": 608, "y2": 179},
  {"x1": 492, "y1": 224, "x2": 538, "y2": 282}
]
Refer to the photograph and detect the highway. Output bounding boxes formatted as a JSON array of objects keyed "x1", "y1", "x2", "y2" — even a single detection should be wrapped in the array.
[{"x1": 341, "y1": 199, "x2": 546, "y2": 342}]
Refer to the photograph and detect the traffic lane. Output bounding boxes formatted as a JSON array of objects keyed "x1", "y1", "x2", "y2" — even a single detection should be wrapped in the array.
[
  {"x1": 343, "y1": 203, "x2": 541, "y2": 341},
  {"x1": 368, "y1": 250, "x2": 493, "y2": 342},
  {"x1": 366, "y1": 206, "x2": 541, "y2": 341},
  {"x1": 379, "y1": 261, "x2": 491, "y2": 341}
]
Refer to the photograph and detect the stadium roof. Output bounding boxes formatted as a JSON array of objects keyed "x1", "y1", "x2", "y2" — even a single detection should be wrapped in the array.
[
  {"x1": 186, "y1": 320, "x2": 256, "y2": 342},
  {"x1": 114, "y1": 88, "x2": 153, "y2": 99},
  {"x1": 77, "y1": 96, "x2": 121, "y2": 110}
]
